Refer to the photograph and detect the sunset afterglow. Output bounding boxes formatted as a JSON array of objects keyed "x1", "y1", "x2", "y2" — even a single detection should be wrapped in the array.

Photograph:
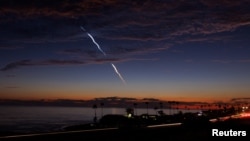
[{"x1": 0, "y1": 0, "x2": 250, "y2": 105}]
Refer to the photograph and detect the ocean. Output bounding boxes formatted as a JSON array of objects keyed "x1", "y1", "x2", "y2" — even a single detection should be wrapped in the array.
[{"x1": 0, "y1": 106, "x2": 198, "y2": 135}]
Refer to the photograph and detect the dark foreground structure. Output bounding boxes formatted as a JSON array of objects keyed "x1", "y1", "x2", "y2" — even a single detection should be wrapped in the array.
[{"x1": 1, "y1": 116, "x2": 249, "y2": 141}]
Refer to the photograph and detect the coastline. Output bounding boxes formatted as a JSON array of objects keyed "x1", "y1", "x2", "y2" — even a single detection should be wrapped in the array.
[{"x1": 1, "y1": 116, "x2": 249, "y2": 141}]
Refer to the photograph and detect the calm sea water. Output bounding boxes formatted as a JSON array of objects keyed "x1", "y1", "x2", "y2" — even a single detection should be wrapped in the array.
[{"x1": 0, "y1": 106, "x2": 198, "y2": 135}]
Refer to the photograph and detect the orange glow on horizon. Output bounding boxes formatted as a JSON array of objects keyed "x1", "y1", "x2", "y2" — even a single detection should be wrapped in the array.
[{"x1": 1, "y1": 88, "x2": 247, "y2": 103}]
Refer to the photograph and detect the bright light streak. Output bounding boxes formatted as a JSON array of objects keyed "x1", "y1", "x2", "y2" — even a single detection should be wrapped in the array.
[
  {"x1": 241, "y1": 112, "x2": 250, "y2": 117},
  {"x1": 147, "y1": 123, "x2": 182, "y2": 128},
  {"x1": 111, "y1": 63, "x2": 127, "y2": 85},
  {"x1": 80, "y1": 26, "x2": 126, "y2": 85},
  {"x1": 0, "y1": 127, "x2": 118, "y2": 139},
  {"x1": 80, "y1": 26, "x2": 106, "y2": 56}
]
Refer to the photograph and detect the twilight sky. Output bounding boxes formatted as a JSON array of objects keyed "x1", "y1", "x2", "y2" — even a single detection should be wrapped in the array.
[{"x1": 0, "y1": 0, "x2": 250, "y2": 103}]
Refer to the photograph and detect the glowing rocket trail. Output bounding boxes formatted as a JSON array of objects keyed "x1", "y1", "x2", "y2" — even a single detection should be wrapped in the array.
[
  {"x1": 80, "y1": 26, "x2": 126, "y2": 85},
  {"x1": 80, "y1": 26, "x2": 106, "y2": 56},
  {"x1": 110, "y1": 63, "x2": 126, "y2": 85}
]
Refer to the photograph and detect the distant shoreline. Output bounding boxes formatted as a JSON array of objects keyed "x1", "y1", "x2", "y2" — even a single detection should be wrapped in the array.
[{"x1": 1, "y1": 117, "x2": 249, "y2": 141}]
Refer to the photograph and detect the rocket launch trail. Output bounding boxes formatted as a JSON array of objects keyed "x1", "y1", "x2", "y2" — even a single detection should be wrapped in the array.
[
  {"x1": 110, "y1": 63, "x2": 126, "y2": 85},
  {"x1": 80, "y1": 26, "x2": 106, "y2": 56},
  {"x1": 80, "y1": 26, "x2": 127, "y2": 85}
]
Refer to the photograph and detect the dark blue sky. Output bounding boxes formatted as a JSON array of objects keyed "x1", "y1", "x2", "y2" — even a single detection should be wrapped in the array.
[{"x1": 0, "y1": 0, "x2": 250, "y2": 103}]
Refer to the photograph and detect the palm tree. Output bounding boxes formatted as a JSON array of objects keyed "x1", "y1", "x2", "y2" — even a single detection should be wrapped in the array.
[
  {"x1": 200, "y1": 104, "x2": 203, "y2": 111},
  {"x1": 159, "y1": 102, "x2": 163, "y2": 110},
  {"x1": 218, "y1": 104, "x2": 222, "y2": 110},
  {"x1": 175, "y1": 101, "x2": 179, "y2": 113},
  {"x1": 154, "y1": 106, "x2": 158, "y2": 115},
  {"x1": 168, "y1": 101, "x2": 175, "y2": 115},
  {"x1": 172, "y1": 101, "x2": 177, "y2": 114},
  {"x1": 93, "y1": 104, "x2": 97, "y2": 123},
  {"x1": 184, "y1": 106, "x2": 188, "y2": 111},
  {"x1": 133, "y1": 103, "x2": 138, "y2": 116},
  {"x1": 168, "y1": 101, "x2": 172, "y2": 115},
  {"x1": 145, "y1": 102, "x2": 149, "y2": 115},
  {"x1": 158, "y1": 102, "x2": 164, "y2": 116},
  {"x1": 100, "y1": 102, "x2": 104, "y2": 118},
  {"x1": 126, "y1": 108, "x2": 134, "y2": 117},
  {"x1": 208, "y1": 104, "x2": 211, "y2": 111}
]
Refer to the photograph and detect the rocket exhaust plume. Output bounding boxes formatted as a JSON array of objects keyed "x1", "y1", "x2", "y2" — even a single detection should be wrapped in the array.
[
  {"x1": 80, "y1": 26, "x2": 106, "y2": 56},
  {"x1": 110, "y1": 63, "x2": 126, "y2": 85},
  {"x1": 80, "y1": 26, "x2": 126, "y2": 85}
]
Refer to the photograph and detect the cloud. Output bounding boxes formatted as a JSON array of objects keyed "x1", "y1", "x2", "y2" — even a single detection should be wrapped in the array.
[
  {"x1": 211, "y1": 59, "x2": 231, "y2": 64},
  {"x1": 95, "y1": 97, "x2": 137, "y2": 102},
  {"x1": 0, "y1": 59, "x2": 32, "y2": 71},
  {"x1": 184, "y1": 59, "x2": 194, "y2": 63},
  {"x1": 41, "y1": 59, "x2": 85, "y2": 65},
  {"x1": 211, "y1": 59, "x2": 250, "y2": 64},
  {"x1": 0, "y1": 57, "x2": 139, "y2": 71},
  {"x1": 1, "y1": 0, "x2": 250, "y2": 44},
  {"x1": 91, "y1": 0, "x2": 250, "y2": 41},
  {"x1": 5, "y1": 74, "x2": 16, "y2": 77},
  {"x1": 1, "y1": 0, "x2": 250, "y2": 72},
  {"x1": 59, "y1": 48, "x2": 104, "y2": 59},
  {"x1": 0, "y1": 59, "x2": 85, "y2": 71},
  {"x1": 238, "y1": 59, "x2": 250, "y2": 63},
  {"x1": 0, "y1": 46, "x2": 23, "y2": 50},
  {"x1": 231, "y1": 97, "x2": 250, "y2": 101},
  {"x1": 142, "y1": 98, "x2": 160, "y2": 102},
  {"x1": 230, "y1": 97, "x2": 250, "y2": 104},
  {"x1": 179, "y1": 35, "x2": 233, "y2": 43}
]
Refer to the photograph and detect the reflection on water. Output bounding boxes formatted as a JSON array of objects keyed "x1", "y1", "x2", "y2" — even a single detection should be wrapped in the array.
[{"x1": 0, "y1": 106, "x2": 93, "y2": 134}]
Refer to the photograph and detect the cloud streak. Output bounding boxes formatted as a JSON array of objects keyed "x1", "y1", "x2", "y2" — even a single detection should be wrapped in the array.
[
  {"x1": 1, "y1": 0, "x2": 250, "y2": 43},
  {"x1": 1, "y1": 0, "x2": 250, "y2": 72},
  {"x1": 0, "y1": 60, "x2": 32, "y2": 71},
  {"x1": 0, "y1": 57, "x2": 140, "y2": 71}
]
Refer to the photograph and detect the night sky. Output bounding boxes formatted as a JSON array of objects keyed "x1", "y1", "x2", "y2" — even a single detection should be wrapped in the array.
[{"x1": 1, "y1": 0, "x2": 250, "y2": 103}]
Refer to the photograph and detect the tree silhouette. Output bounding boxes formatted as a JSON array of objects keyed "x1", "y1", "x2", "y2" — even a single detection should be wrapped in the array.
[
  {"x1": 126, "y1": 107, "x2": 134, "y2": 116},
  {"x1": 133, "y1": 103, "x2": 138, "y2": 116},
  {"x1": 100, "y1": 102, "x2": 104, "y2": 118},
  {"x1": 158, "y1": 102, "x2": 164, "y2": 116},
  {"x1": 200, "y1": 104, "x2": 204, "y2": 111},
  {"x1": 175, "y1": 101, "x2": 179, "y2": 114},
  {"x1": 208, "y1": 104, "x2": 211, "y2": 111},
  {"x1": 218, "y1": 104, "x2": 222, "y2": 110},
  {"x1": 159, "y1": 102, "x2": 163, "y2": 110},
  {"x1": 154, "y1": 106, "x2": 158, "y2": 115},
  {"x1": 168, "y1": 101, "x2": 174, "y2": 115},
  {"x1": 168, "y1": 101, "x2": 171, "y2": 115},
  {"x1": 93, "y1": 104, "x2": 97, "y2": 123},
  {"x1": 145, "y1": 102, "x2": 149, "y2": 115}
]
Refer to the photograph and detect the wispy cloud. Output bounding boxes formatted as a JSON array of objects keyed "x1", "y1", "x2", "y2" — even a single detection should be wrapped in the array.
[
  {"x1": 184, "y1": 59, "x2": 194, "y2": 63},
  {"x1": 5, "y1": 74, "x2": 16, "y2": 77},
  {"x1": 231, "y1": 97, "x2": 250, "y2": 101},
  {"x1": 230, "y1": 97, "x2": 250, "y2": 104},
  {"x1": 1, "y1": 0, "x2": 250, "y2": 44},
  {"x1": 1, "y1": 0, "x2": 250, "y2": 72},
  {"x1": 142, "y1": 98, "x2": 160, "y2": 102},
  {"x1": 238, "y1": 59, "x2": 250, "y2": 63},
  {"x1": 0, "y1": 46, "x2": 24, "y2": 50},
  {"x1": 1, "y1": 57, "x2": 150, "y2": 71},
  {"x1": 0, "y1": 60, "x2": 32, "y2": 71},
  {"x1": 0, "y1": 59, "x2": 85, "y2": 71},
  {"x1": 211, "y1": 59, "x2": 250, "y2": 64},
  {"x1": 211, "y1": 59, "x2": 231, "y2": 64}
]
